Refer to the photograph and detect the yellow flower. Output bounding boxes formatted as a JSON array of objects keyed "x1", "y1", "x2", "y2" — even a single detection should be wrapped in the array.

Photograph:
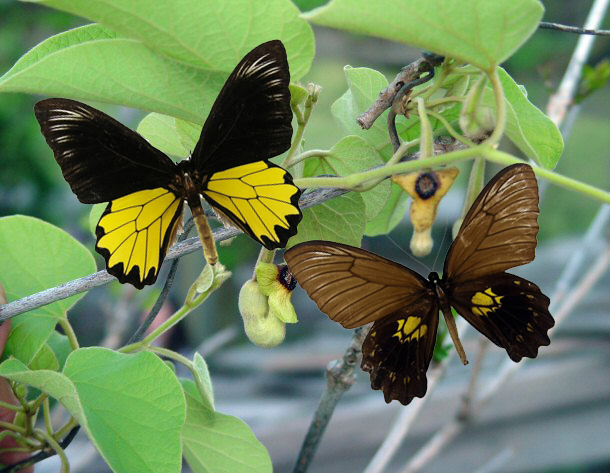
[
  {"x1": 392, "y1": 167, "x2": 459, "y2": 256},
  {"x1": 256, "y1": 263, "x2": 298, "y2": 324}
]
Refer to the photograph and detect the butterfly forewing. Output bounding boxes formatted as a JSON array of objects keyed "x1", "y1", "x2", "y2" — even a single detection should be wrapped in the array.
[
  {"x1": 95, "y1": 188, "x2": 184, "y2": 289},
  {"x1": 444, "y1": 164, "x2": 540, "y2": 283},
  {"x1": 362, "y1": 300, "x2": 439, "y2": 405},
  {"x1": 284, "y1": 241, "x2": 431, "y2": 329},
  {"x1": 34, "y1": 98, "x2": 178, "y2": 204},
  {"x1": 448, "y1": 273, "x2": 554, "y2": 362},
  {"x1": 191, "y1": 40, "x2": 293, "y2": 175},
  {"x1": 202, "y1": 161, "x2": 301, "y2": 249}
]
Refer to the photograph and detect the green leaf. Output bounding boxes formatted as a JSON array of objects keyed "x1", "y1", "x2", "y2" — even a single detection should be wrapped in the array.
[
  {"x1": 63, "y1": 348, "x2": 185, "y2": 473},
  {"x1": 0, "y1": 23, "x2": 118, "y2": 80},
  {"x1": 364, "y1": 183, "x2": 408, "y2": 236},
  {"x1": 0, "y1": 359, "x2": 83, "y2": 420},
  {"x1": 88, "y1": 203, "x2": 106, "y2": 236},
  {"x1": 289, "y1": 83, "x2": 309, "y2": 107},
  {"x1": 482, "y1": 68, "x2": 563, "y2": 169},
  {"x1": 27, "y1": 0, "x2": 314, "y2": 80},
  {"x1": 331, "y1": 66, "x2": 395, "y2": 159},
  {"x1": 175, "y1": 118, "x2": 202, "y2": 151},
  {"x1": 306, "y1": 0, "x2": 544, "y2": 70},
  {"x1": 137, "y1": 113, "x2": 189, "y2": 158},
  {"x1": 0, "y1": 216, "x2": 95, "y2": 364},
  {"x1": 46, "y1": 331, "x2": 72, "y2": 370},
  {"x1": 0, "y1": 26, "x2": 223, "y2": 123},
  {"x1": 0, "y1": 349, "x2": 186, "y2": 473},
  {"x1": 287, "y1": 192, "x2": 366, "y2": 247},
  {"x1": 181, "y1": 380, "x2": 272, "y2": 473},
  {"x1": 192, "y1": 353, "x2": 214, "y2": 412},
  {"x1": 6, "y1": 316, "x2": 58, "y2": 367},
  {"x1": 29, "y1": 342, "x2": 60, "y2": 371},
  {"x1": 304, "y1": 136, "x2": 390, "y2": 221}
]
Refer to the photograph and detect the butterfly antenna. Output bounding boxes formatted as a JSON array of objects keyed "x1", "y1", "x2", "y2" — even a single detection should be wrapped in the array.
[
  {"x1": 432, "y1": 222, "x2": 449, "y2": 273},
  {"x1": 385, "y1": 234, "x2": 431, "y2": 273}
]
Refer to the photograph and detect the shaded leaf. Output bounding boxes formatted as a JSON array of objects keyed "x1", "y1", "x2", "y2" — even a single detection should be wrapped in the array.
[
  {"x1": 181, "y1": 380, "x2": 271, "y2": 473},
  {"x1": 307, "y1": 0, "x2": 544, "y2": 70}
]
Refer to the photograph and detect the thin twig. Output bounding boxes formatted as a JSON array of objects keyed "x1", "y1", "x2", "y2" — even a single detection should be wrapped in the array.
[
  {"x1": 357, "y1": 57, "x2": 441, "y2": 130},
  {"x1": 471, "y1": 447, "x2": 515, "y2": 473},
  {"x1": 0, "y1": 188, "x2": 348, "y2": 321},
  {"x1": 126, "y1": 219, "x2": 195, "y2": 345},
  {"x1": 400, "y1": 418, "x2": 462, "y2": 473},
  {"x1": 539, "y1": 21, "x2": 610, "y2": 36},
  {"x1": 457, "y1": 337, "x2": 490, "y2": 421},
  {"x1": 546, "y1": 0, "x2": 610, "y2": 126},
  {"x1": 292, "y1": 324, "x2": 372, "y2": 473}
]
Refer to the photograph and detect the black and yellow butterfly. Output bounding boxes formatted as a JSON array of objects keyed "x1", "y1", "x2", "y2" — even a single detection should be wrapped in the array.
[
  {"x1": 34, "y1": 40, "x2": 302, "y2": 289},
  {"x1": 284, "y1": 164, "x2": 555, "y2": 405}
]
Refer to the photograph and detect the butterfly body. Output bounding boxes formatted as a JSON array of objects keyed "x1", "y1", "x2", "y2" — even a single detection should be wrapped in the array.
[
  {"x1": 35, "y1": 40, "x2": 302, "y2": 289},
  {"x1": 285, "y1": 164, "x2": 555, "y2": 405}
]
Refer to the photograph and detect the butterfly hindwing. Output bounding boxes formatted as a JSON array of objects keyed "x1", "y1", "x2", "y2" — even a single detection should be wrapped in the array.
[
  {"x1": 34, "y1": 98, "x2": 178, "y2": 204},
  {"x1": 444, "y1": 164, "x2": 540, "y2": 283},
  {"x1": 362, "y1": 300, "x2": 439, "y2": 405},
  {"x1": 95, "y1": 188, "x2": 184, "y2": 289},
  {"x1": 284, "y1": 241, "x2": 431, "y2": 329},
  {"x1": 201, "y1": 161, "x2": 302, "y2": 249},
  {"x1": 448, "y1": 272, "x2": 554, "y2": 362},
  {"x1": 191, "y1": 40, "x2": 293, "y2": 175}
]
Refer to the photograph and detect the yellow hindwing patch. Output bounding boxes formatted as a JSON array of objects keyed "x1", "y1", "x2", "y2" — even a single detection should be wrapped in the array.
[
  {"x1": 202, "y1": 161, "x2": 301, "y2": 248},
  {"x1": 471, "y1": 288, "x2": 503, "y2": 317},
  {"x1": 392, "y1": 317, "x2": 428, "y2": 343},
  {"x1": 96, "y1": 188, "x2": 183, "y2": 287}
]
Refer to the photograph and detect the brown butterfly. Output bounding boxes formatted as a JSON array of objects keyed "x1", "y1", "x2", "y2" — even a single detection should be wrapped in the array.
[{"x1": 284, "y1": 163, "x2": 555, "y2": 405}]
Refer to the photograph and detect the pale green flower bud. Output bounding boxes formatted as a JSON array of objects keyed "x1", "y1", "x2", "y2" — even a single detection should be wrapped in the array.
[{"x1": 238, "y1": 280, "x2": 286, "y2": 348}]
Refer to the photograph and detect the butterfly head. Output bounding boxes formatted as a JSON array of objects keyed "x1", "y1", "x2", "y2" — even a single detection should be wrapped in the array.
[{"x1": 428, "y1": 271, "x2": 441, "y2": 285}]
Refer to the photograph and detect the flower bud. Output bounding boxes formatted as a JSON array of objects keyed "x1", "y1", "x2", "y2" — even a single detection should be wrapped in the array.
[
  {"x1": 238, "y1": 280, "x2": 286, "y2": 348},
  {"x1": 255, "y1": 263, "x2": 298, "y2": 324}
]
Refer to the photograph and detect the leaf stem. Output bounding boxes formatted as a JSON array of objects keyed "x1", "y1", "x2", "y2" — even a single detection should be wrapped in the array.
[
  {"x1": 42, "y1": 398, "x2": 53, "y2": 435},
  {"x1": 284, "y1": 149, "x2": 330, "y2": 169},
  {"x1": 57, "y1": 318, "x2": 79, "y2": 351},
  {"x1": 484, "y1": 67, "x2": 507, "y2": 147},
  {"x1": 35, "y1": 429, "x2": 69, "y2": 473},
  {"x1": 284, "y1": 89, "x2": 316, "y2": 166},
  {"x1": 426, "y1": 110, "x2": 475, "y2": 148}
]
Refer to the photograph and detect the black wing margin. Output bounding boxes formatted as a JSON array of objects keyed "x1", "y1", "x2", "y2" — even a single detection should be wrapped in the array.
[
  {"x1": 34, "y1": 98, "x2": 178, "y2": 204},
  {"x1": 449, "y1": 273, "x2": 554, "y2": 362},
  {"x1": 190, "y1": 40, "x2": 293, "y2": 175}
]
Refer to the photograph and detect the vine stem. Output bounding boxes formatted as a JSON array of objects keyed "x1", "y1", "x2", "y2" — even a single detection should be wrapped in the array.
[
  {"x1": 57, "y1": 318, "x2": 79, "y2": 351},
  {"x1": 121, "y1": 303, "x2": 190, "y2": 354},
  {"x1": 294, "y1": 147, "x2": 610, "y2": 204},
  {"x1": 35, "y1": 429, "x2": 69, "y2": 473},
  {"x1": 121, "y1": 265, "x2": 230, "y2": 353},
  {"x1": 284, "y1": 149, "x2": 330, "y2": 169}
]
